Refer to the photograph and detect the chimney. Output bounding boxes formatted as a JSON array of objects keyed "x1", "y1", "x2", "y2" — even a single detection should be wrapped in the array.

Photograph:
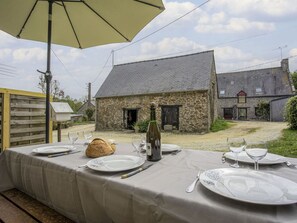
[
  {"x1": 88, "y1": 82, "x2": 91, "y2": 103},
  {"x1": 281, "y1": 59, "x2": 289, "y2": 72}
]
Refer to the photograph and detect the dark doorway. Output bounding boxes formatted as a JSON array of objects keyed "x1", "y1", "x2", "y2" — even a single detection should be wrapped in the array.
[
  {"x1": 238, "y1": 108, "x2": 247, "y2": 120},
  {"x1": 126, "y1": 109, "x2": 137, "y2": 129},
  {"x1": 223, "y1": 108, "x2": 233, "y2": 119},
  {"x1": 161, "y1": 106, "x2": 179, "y2": 130}
]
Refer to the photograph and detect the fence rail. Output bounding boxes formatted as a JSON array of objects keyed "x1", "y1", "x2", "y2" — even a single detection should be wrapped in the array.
[{"x1": 0, "y1": 88, "x2": 52, "y2": 151}]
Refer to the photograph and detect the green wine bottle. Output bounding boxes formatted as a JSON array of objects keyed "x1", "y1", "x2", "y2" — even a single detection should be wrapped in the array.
[{"x1": 146, "y1": 102, "x2": 162, "y2": 161}]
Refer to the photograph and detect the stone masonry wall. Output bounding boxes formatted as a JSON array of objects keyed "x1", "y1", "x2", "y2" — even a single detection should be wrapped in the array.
[
  {"x1": 96, "y1": 91, "x2": 209, "y2": 132},
  {"x1": 218, "y1": 96, "x2": 282, "y2": 120}
]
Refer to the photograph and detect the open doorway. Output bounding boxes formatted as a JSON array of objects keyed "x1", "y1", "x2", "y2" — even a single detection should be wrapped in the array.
[{"x1": 125, "y1": 109, "x2": 138, "y2": 130}]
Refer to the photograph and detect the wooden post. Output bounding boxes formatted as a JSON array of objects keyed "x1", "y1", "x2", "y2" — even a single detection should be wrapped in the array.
[
  {"x1": 57, "y1": 122, "x2": 61, "y2": 142},
  {"x1": 2, "y1": 92, "x2": 10, "y2": 150}
]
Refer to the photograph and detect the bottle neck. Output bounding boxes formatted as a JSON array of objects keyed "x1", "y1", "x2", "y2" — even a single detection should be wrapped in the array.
[{"x1": 150, "y1": 107, "x2": 156, "y2": 121}]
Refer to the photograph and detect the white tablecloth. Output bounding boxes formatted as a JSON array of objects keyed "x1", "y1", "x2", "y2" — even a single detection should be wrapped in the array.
[{"x1": 1, "y1": 143, "x2": 297, "y2": 223}]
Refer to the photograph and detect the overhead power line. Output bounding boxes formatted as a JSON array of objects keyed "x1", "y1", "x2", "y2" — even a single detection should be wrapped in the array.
[
  {"x1": 114, "y1": 0, "x2": 211, "y2": 52},
  {"x1": 51, "y1": 49, "x2": 85, "y2": 90},
  {"x1": 91, "y1": 51, "x2": 112, "y2": 83},
  {"x1": 228, "y1": 54, "x2": 297, "y2": 72}
]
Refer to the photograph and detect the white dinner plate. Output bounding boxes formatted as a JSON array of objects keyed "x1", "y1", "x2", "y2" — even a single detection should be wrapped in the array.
[
  {"x1": 200, "y1": 168, "x2": 297, "y2": 205},
  {"x1": 87, "y1": 155, "x2": 145, "y2": 172},
  {"x1": 32, "y1": 145, "x2": 75, "y2": 155},
  {"x1": 142, "y1": 144, "x2": 181, "y2": 153},
  {"x1": 224, "y1": 151, "x2": 286, "y2": 165}
]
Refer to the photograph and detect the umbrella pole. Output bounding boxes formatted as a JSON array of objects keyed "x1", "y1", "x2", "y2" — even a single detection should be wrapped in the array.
[{"x1": 45, "y1": 0, "x2": 53, "y2": 143}]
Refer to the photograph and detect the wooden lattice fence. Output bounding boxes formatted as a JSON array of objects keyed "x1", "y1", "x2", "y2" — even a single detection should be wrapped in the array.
[{"x1": 0, "y1": 88, "x2": 52, "y2": 151}]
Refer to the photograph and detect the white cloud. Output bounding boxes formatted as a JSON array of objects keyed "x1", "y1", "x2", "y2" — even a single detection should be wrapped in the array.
[
  {"x1": 290, "y1": 48, "x2": 297, "y2": 57},
  {"x1": 214, "y1": 46, "x2": 252, "y2": 61},
  {"x1": 53, "y1": 48, "x2": 83, "y2": 64},
  {"x1": 0, "y1": 31, "x2": 15, "y2": 47},
  {"x1": 13, "y1": 48, "x2": 46, "y2": 62},
  {"x1": 207, "y1": 0, "x2": 297, "y2": 17},
  {"x1": 0, "y1": 48, "x2": 12, "y2": 59},
  {"x1": 150, "y1": 1, "x2": 200, "y2": 27},
  {"x1": 195, "y1": 16, "x2": 275, "y2": 33},
  {"x1": 141, "y1": 37, "x2": 205, "y2": 55}
]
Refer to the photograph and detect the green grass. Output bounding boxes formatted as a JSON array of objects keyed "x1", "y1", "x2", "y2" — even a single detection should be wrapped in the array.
[
  {"x1": 210, "y1": 118, "x2": 233, "y2": 132},
  {"x1": 268, "y1": 129, "x2": 297, "y2": 158}
]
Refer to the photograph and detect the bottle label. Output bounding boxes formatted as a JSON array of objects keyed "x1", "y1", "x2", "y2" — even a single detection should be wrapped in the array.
[{"x1": 146, "y1": 143, "x2": 152, "y2": 156}]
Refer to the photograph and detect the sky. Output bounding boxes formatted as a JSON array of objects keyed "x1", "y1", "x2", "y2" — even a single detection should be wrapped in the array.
[{"x1": 0, "y1": 0, "x2": 297, "y2": 100}]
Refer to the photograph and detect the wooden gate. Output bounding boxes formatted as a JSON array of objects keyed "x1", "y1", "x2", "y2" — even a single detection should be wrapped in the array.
[{"x1": 0, "y1": 88, "x2": 52, "y2": 151}]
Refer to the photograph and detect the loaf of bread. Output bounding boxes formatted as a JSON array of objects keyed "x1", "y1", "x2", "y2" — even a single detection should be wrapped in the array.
[{"x1": 85, "y1": 138, "x2": 116, "y2": 158}]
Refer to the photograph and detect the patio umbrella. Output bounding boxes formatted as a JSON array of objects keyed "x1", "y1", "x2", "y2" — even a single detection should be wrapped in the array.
[{"x1": 0, "y1": 0, "x2": 165, "y2": 143}]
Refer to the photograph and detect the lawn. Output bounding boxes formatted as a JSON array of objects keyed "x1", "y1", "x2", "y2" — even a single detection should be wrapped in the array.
[{"x1": 268, "y1": 129, "x2": 297, "y2": 158}]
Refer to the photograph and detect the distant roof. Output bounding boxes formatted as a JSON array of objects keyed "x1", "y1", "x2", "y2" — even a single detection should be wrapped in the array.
[
  {"x1": 217, "y1": 65, "x2": 294, "y2": 97},
  {"x1": 50, "y1": 102, "x2": 73, "y2": 113},
  {"x1": 95, "y1": 50, "x2": 215, "y2": 98}
]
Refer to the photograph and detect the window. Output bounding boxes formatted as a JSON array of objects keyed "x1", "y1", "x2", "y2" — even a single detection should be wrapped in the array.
[
  {"x1": 237, "y1": 90, "x2": 247, "y2": 104},
  {"x1": 256, "y1": 87, "x2": 262, "y2": 95},
  {"x1": 219, "y1": 90, "x2": 225, "y2": 96}
]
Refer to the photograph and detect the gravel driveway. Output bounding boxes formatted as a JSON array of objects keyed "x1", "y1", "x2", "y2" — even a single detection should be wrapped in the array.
[{"x1": 53, "y1": 121, "x2": 287, "y2": 151}]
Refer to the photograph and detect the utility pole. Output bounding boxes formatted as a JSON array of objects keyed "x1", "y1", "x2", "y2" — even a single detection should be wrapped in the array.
[
  {"x1": 88, "y1": 82, "x2": 91, "y2": 103},
  {"x1": 278, "y1": 45, "x2": 287, "y2": 60}
]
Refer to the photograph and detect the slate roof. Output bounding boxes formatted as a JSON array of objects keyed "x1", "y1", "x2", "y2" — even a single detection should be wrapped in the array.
[
  {"x1": 95, "y1": 51, "x2": 214, "y2": 98},
  {"x1": 217, "y1": 65, "x2": 294, "y2": 98}
]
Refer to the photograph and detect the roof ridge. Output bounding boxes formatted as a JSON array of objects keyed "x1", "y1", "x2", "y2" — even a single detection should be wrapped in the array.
[
  {"x1": 218, "y1": 66, "x2": 281, "y2": 75},
  {"x1": 114, "y1": 50, "x2": 214, "y2": 67}
]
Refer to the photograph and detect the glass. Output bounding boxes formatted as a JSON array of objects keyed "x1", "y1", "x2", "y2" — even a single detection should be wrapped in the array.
[
  {"x1": 83, "y1": 131, "x2": 93, "y2": 144},
  {"x1": 68, "y1": 132, "x2": 78, "y2": 146},
  {"x1": 131, "y1": 135, "x2": 146, "y2": 159},
  {"x1": 227, "y1": 137, "x2": 246, "y2": 168},
  {"x1": 245, "y1": 142, "x2": 268, "y2": 170}
]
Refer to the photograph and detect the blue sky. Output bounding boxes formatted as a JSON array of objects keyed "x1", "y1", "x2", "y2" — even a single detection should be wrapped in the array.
[{"x1": 0, "y1": 0, "x2": 297, "y2": 99}]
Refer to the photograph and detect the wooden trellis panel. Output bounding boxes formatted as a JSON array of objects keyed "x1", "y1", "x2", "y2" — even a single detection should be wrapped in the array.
[{"x1": 0, "y1": 88, "x2": 52, "y2": 151}]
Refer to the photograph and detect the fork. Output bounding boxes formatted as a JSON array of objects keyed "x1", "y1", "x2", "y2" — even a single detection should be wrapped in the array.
[
  {"x1": 285, "y1": 161, "x2": 297, "y2": 168},
  {"x1": 186, "y1": 171, "x2": 201, "y2": 193}
]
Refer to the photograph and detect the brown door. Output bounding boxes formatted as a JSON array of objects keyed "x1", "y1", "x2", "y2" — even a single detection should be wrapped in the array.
[{"x1": 161, "y1": 106, "x2": 179, "y2": 130}]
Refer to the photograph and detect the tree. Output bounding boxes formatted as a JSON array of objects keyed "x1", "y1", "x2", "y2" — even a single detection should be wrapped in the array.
[
  {"x1": 85, "y1": 108, "x2": 95, "y2": 121},
  {"x1": 291, "y1": 72, "x2": 297, "y2": 91},
  {"x1": 38, "y1": 74, "x2": 64, "y2": 100},
  {"x1": 285, "y1": 96, "x2": 297, "y2": 130},
  {"x1": 256, "y1": 100, "x2": 270, "y2": 120}
]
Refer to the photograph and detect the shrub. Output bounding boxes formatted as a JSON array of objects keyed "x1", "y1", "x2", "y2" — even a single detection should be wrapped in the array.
[
  {"x1": 134, "y1": 120, "x2": 150, "y2": 133},
  {"x1": 210, "y1": 117, "x2": 230, "y2": 132},
  {"x1": 285, "y1": 96, "x2": 297, "y2": 130}
]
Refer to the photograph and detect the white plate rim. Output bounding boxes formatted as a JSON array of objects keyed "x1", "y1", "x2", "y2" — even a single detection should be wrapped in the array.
[
  {"x1": 142, "y1": 144, "x2": 181, "y2": 153},
  {"x1": 224, "y1": 151, "x2": 286, "y2": 165},
  {"x1": 86, "y1": 155, "x2": 145, "y2": 172},
  {"x1": 32, "y1": 145, "x2": 75, "y2": 155},
  {"x1": 200, "y1": 168, "x2": 297, "y2": 205}
]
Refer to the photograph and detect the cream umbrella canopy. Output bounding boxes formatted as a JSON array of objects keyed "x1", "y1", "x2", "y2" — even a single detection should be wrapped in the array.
[{"x1": 0, "y1": 0, "x2": 165, "y2": 143}]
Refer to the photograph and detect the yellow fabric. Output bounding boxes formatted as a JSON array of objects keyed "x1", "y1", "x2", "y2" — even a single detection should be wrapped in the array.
[{"x1": 0, "y1": 0, "x2": 165, "y2": 48}]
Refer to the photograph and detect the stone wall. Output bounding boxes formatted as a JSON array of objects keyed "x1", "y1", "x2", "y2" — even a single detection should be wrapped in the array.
[
  {"x1": 218, "y1": 96, "x2": 283, "y2": 120},
  {"x1": 96, "y1": 91, "x2": 210, "y2": 132}
]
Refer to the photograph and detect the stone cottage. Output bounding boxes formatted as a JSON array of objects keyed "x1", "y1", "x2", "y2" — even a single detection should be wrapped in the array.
[
  {"x1": 95, "y1": 50, "x2": 218, "y2": 132},
  {"x1": 217, "y1": 59, "x2": 295, "y2": 121}
]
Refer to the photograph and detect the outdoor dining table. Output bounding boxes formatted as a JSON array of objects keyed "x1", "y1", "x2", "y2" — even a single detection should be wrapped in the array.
[{"x1": 0, "y1": 142, "x2": 297, "y2": 223}]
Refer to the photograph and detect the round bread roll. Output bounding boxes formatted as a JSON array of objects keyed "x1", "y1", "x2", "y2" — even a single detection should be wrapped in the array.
[{"x1": 85, "y1": 138, "x2": 115, "y2": 158}]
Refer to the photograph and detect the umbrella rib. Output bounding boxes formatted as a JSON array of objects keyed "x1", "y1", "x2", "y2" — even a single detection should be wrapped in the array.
[
  {"x1": 83, "y1": 2, "x2": 130, "y2": 42},
  {"x1": 17, "y1": 0, "x2": 39, "y2": 38},
  {"x1": 61, "y1": 0, "x2": 82, "y2": 48},
  {"x1": 134, "y1": 0, "x2": 164, "y2": 10}
]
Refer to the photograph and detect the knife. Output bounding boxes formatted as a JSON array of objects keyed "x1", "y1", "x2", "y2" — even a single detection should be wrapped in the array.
[
  {"x1": 121, "y1": 163, "x2": 153, "y2": 179},
  {"x1": 48, "y1": 150, "x2": 81, "y2": 158}
]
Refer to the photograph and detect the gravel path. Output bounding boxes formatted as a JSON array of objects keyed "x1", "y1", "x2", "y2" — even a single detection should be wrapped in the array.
[{"x1": 53, "y1": 121, "x2": 287, "y2": 151}]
